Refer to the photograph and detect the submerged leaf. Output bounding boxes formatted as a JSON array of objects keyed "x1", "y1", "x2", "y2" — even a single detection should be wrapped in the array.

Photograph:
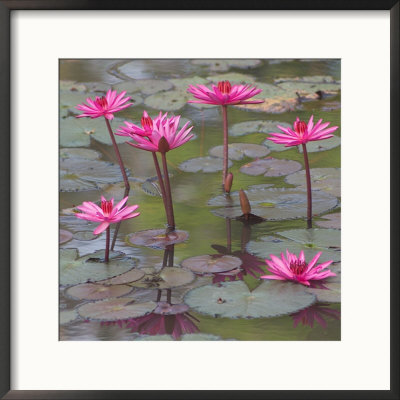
[{"x1": 184, "y1": 280, "x2": 315, "y2": 319}]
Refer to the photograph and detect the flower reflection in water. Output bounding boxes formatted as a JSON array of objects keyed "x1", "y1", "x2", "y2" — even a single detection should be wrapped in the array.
[{"x1": 291, "y1": 304, "x2": 340, "y2": 330}]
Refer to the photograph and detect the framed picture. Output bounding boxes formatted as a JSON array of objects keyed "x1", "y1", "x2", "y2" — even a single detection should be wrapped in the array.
[{"x1": 1, "y1": 2, "x2": 398, "y2": 399}]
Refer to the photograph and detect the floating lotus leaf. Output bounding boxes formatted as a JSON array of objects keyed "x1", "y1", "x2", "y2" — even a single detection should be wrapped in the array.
[
  {"x1": 235, "y1": 97, "x2": 301, "y2": 114},
  {"x1": 66, "y1": 283, "x2": 132, "y2": 301},
  {"x1": 275, "y1": 75, "x2": 341, "y2": 94},
  {"x1": 73, "y1": 231, "x2": 97, "y2": 241},
  {"x1": 285, "y1": 168, "x2": 341, "y2": 197},
  {"x1": 184, "y1": 280, "x2": 315, "y2": 319},
  {"x1": 298, "y1": 136, "x2": 341, "y2": 153},
  {"x1": 169, "y1": 76, "x2": 209, "y2": 90},
  {"x1": 60, "y1": 158, "x2": 128, "y2": 192},
  {"x1": 246, "y1": 235, "x2": 341, "y2": 264},
  {"x1": 277, "y1": 228, "x2": 341, "y2": 249},
  {"x1": 326, "y1": 263, "x2": 341, "y2": 283},
  {"x1": 60, "y1": 80, "x2": 87, "y2": 92},
  {"x1": 60, "y1": 214, "x2": 97, "y2": 232},
  {"x1": 179, "y1": 156, "x2": 233, "y2": 173},
  {"x1": 60, "y1": 117, "x2": 128, "y2": 147},
  {"x1": 153, "y1": 302, "x2": 189, "y2": 315},
  {"x1": 306, "y1": 283, "x2": 341, "y2": 303},
  {"x1": 60, "y1": 309, "x2": 79, "y2": 325},
  {"x1": 262, "y1": 139, "x2": 290, "y2": 152},
  {"x1": 321, "y1": 101, "x2": 341, "y2": 111},
  {"x1": 229, "y1": 120, "x2": 291, "y2": 137},
  {"x1": 208, "y1": 143, "x2": 270, "y2": 161},
  {"x1": 113, "y1": 79, "x2": 173, "y2": 95},
  {"x1": 60, "y1": 229, "x2": 73, "y2": 244},
  {"x1": 191, "y1": 59, "x2": 261, "y2": 72},
  {"x1": 207, "y1": 72, "x2": 256, "y2": 84},
  {"x1": 181, "y1": 255, "x2": 242, "y2": 274},
  {"x1": 60, "y1": 147, "x2": 101, "y2": 161},
  {"x1": 315, "y1": 213, "x2": 341, "y2": 229},
  {"x1": 209, "y1": 187, "x2": 338, "y2": 220},
  {"x1": 248, "y1": 82, "x2": 290, "y2": 99},
  {"x1": 135, "y1": 333, "x2": 223, "y2": 341},
  {"x1": 77, "y1": 298, "x2": 156, "y2": 321},
  {"x1": 130, "y1": 267, "x2": 195, "y2": 289},
  {"x1": 127, "y1": 229, "x2": 189, "y2": 249},
  {"x1": 60, "y1": 90, "x2": 92, "y2": 109},
  {"x1": 240, "y1": 157, "x2": 302, "y2": 177},
  {"x1": 100, "y1": 269, "x2": 145, "y2": 285},
  {"x1": 60, "y1": 249, "x2": 138, "y2": 286},
  {"x1": 144, "y1": 90, "x2": 188, "y2": 111}
]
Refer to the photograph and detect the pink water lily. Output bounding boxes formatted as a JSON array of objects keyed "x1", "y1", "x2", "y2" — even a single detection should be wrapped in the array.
[
  {"x1": 116, "y1": 111, "x2": 168, "y2": 138},
  {"x1": 187, "y1": 80, "x2": 264, "y2": 106},
  {"x1": 76, "y1": 196, "x2": 140, "y2": 235},
  {"x1": 118, "y1": 112, "x2": 194, "y2": 153},
  {"x1": 75, "y1": 89, "x2": 132, "y2": 120},
  {"x1": 267, "y1": 115, "x2": 338, "y2": 147},
  {"x1": 261, "y1": 250, "x2": 336, "y2": 286}
]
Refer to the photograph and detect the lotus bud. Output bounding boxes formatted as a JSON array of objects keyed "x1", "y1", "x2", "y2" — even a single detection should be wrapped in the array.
[
  {"x1": 239, "y1": 189, "x2": 251, "y2": 216},
  {"x1": 224, "y1": 173, "x2": 233, "y2": 193},
  {"x1": 158, "y1": 136, "x2": 170, "y2": 153}
]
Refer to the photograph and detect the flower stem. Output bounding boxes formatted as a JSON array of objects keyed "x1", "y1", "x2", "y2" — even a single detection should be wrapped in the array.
[
  {"x1": 301, "y1": 143, "x2": 312, "y2": 225},
  {"x1": 110, "y1": 186, "x2": 130, "y2": 251},
  {"x1": 152, "y1": 152, "x2": 169, "y2": 219},
  {"x1": 221, "y1": 105, "x2": 229, "y2": 189},
  {"x1": 226, "y1": 218, "x2": 232, "y2": 253},
  {"x1": 104, "y1": 118, "x2": 130, "y2": 192},
  {"x1": 161, "y1": 152, "x2": 175, "y2": 232},
  {"x1": 105, "y1": 226, "x2": 110, "y2": 263}
]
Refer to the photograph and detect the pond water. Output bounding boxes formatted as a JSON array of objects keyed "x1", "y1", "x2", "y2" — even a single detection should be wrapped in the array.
[{"x1": 59, "y1": 59, "x2": 341, "y2": 341}]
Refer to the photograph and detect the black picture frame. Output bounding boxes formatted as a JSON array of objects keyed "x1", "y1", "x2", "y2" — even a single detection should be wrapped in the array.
[{"x1": 1, "y1": 2, "x2": 399, "y2": 399}]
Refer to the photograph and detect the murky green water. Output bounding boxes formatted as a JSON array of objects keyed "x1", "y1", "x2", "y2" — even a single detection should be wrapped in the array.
[{"x1": 59, "y1": 59, "x2": 341, "y2": 341}]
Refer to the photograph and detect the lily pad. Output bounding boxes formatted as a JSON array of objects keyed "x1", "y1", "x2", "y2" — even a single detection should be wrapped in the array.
[
  {"x1": 315, "y1": 213, "x2": 341, "y2": 229},
  {"x1": 236, "y1": 97, "x2": 301, "y2": 114},
  {"x1": 60, "y1": 309, "x2": 79, "y2": 325},
  {"x1": 298, "y1": 136, "x2": 341, "y2": 153},
  {"x1": 144, "y1": 90, "x2": 188, "y2": 111},
  {"x1": 179, "y1": 156, "x2": 233, "y2": 173},
  {"x1": 285, "y1": 168, "x2": 341, "y2": 197},
  {"x1": 130, "y1": 267, "x2": 195, "y2": 289},
  {"x1": 184, "y1": 280, "x2": 315, "y2": 319},
  {"x1": 181, "y1": 255, "x2": 242, "y2": 274},
  {"x1": 113, "y1": 79, "x2": 173, "y2": 95},
  {"x1": 169, "y1": 76, "x2": 209, "y2": 90},
  {"x1": 246, "y1": 235, "x2": 341, "y2": 264},
  {"x1": 73, "y1": 231, "x2": 97, "y2": 241},
  {"x1": 275, "y1": 75, "x2": 341, "y2": 94},
  {"x1": 277, "y1": 228, "x2": 341, "y2": 249},
  {"x1": 100, "y1": 269, "x2": 146, "y2": 285},
  {"x1": 306, "y1": 283, "x2": 341, "y2": 303},
  {"x1": 77, "y1": 298, "x2": 156, "y2": 321},
  {"x1": 207, "y1": 72, "x2": 256, "y2": 84},
  {"x1": 65, "y1": 283, "x2": 133, "y2": 301},
  {"x1": 191, "y1": 59, "x2": 262, "y2": 72},
  {"x1": 60, "y1": 229, "x2": 73, "y2": 244},
  {"x1": 60, "y1": 158, "x2": 128, "y2": 192},
  {"x1": 60, "y1": 80, "x2": 87, "y2": 92},
  {"x1": 60, "y1": 117, "x2": 128, "y2": 148},
  {"x1": 209, "y1": 143, "x2": 270, "y2": 161},
  {"x1": 127, "y1": 229, "x2": 189, "y2": 249},
  {"x1": 60, "y1": 147, "x2": 101, "y2": 161},
  {"x1": 240, "y1": 157, "x2": 302, "y2": 177},
  {"x1": 229, "y1": 120, "x2": 291, "y2": 137},
  {"x1": 209, "y1": 187, "x2": 338, "y2": 220},
  {"x1": 153, "y1": 302, "x2": 189, "y2": 315},
  {"x1": 60, "y1": 249, "x2": 138, "y2": 286}
]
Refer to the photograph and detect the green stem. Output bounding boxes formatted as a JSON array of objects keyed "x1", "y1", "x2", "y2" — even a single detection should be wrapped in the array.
[{"x1": 302, "y1": 143, "x2": 312, "y2": 225}]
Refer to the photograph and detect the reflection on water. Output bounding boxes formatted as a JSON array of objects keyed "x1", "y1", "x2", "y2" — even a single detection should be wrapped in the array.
[{"x1": 60, "y1": 58, "x2": 341, "y2": 341}]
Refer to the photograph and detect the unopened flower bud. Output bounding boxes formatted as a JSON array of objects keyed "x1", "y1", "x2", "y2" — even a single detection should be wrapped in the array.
[
  {"x1": 224, "y1": 173, "x2": 233, "y2": 193},
  {"x1": 239, "y1": 189, "x2": 251, "y2": 216}
]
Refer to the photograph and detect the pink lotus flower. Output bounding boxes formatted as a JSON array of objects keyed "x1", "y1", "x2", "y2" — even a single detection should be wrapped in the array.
[
  {"x1": 267, "y1": 115, "x2": 338, "y2": 147},
  {"x1": 261, "y1": 250, "x2": 336, "y2": 286},
  {"x1": 117, "y1": 112, "x2": 194, "y2": 153},
  {"x1": 75, "y1": 196, "x2": 140, "y2": 235},
  {"x1": 187, "y1": 80, "x2": 264, "y2": 106},
  {"x1": 116, "y1": 111, "x2": 168, "y2": 138},
  {"x1": 75, "y1": 89, "x2": 132, "y2": 120}
]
